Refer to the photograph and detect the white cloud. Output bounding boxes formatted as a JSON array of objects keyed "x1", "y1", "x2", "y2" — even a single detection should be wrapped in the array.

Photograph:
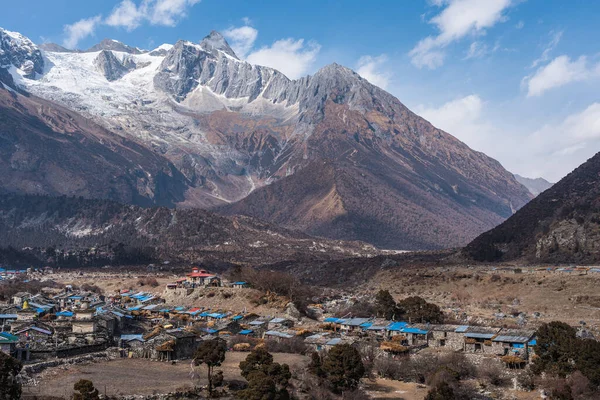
[
  {"x1": 246, "y1": 38, "x2": 321, "y2": 79},
  {"x1": 515, "y1": 20, "x2": 524, "y2": 29},
  {"x1": 530, "y1": 30, "x2": 562, "y2": 68},
  {"x1": 415, "y1": 95, "x2": 489, "y2": 148},
  {"x1": 465, "y1": 41, "x2": 488, "y2": 59},
  {"x1": 409, "y1": 0, "x2": 514, "y2": 69},
  {"x1": 524, "y1": 55, "x2": 600, "y2": 97},
  {"x1": 223, "y1": 25, "x2": 258, "y2": 59},
  {"x1": 62, "y1": 15, "x2": 102, "y2": 49},
  {"x1": 65, "y1": 0, "x2": 200, "y2": 48},
  {"x1": 105, "y1": 0, "x2": 200, "y2": 30},
  {"x1": 105, "y1": 0, "x2": 144, "y2": 31},
  {"x1": 415, "y1": 94, "x2": 600, "y2": 181},
  {"x1": 356, "y1": 55, "x2": 391, "y2": 89},
  {"x1": 147, "y1": 0, "x2": 200, "y2": 26},
  {"x1": 524, "y1": 103, "x2": 600, "y2": 180}
]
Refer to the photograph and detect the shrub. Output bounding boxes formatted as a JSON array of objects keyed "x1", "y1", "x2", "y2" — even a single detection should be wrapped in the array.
[
  {"x1": 478, "y1": 359, "x2": 506, "y2": 386},
  {"x1": 322, "y1": 344, "x2": 366, "y2": 393}
]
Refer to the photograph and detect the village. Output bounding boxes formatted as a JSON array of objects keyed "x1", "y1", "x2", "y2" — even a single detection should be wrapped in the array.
[
  {"x1": 1, "y1": 266, "x2": 580, "y2": 365},
  {"x1": 1, "y1": 264, "x2": 599, "y2": 399}
]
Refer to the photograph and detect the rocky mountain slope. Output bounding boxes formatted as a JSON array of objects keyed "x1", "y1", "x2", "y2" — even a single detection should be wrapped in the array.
[
  {"x1": 514, "y1": 174, "x2": 553, "y2": 196},
  {"x1": 0, "y1": 27, "x2": 532, "y2": 249},
  {"x1": 0, "y1": 86, "x2": 189, "y2": 207},
  {"x1": 466, "y1": 152, "x2": 600, "y2": 263},
  {"x1": 0, "y1": 193, "x2": 377, "y2": 265}
]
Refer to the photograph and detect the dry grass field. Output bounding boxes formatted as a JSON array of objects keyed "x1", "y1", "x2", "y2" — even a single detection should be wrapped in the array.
[
  {"x1": 26, "y1": 353, "x2": 309, "y2": 398},
  {"x1": 368, "y1": 266, "x2": 600, "y2": 329}
]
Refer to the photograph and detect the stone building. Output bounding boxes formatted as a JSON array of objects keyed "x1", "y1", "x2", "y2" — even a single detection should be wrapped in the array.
[{"x1": 462, "y1": 326, "x2": 501, "y2": 353}]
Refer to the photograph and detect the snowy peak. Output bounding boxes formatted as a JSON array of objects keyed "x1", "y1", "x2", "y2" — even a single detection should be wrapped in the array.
[
  {"x1": 199, "y1": 30, "x2": 238, "y2": 59},
  {"x1": 86, "y1": 38, "x2": 144, "y2": 54},
  {"x1": 149, "y1": 43, "x2": 173, "y2": 57},
  {"x1": 0, "y1": 27, "x2": 44, "y2": 79}
]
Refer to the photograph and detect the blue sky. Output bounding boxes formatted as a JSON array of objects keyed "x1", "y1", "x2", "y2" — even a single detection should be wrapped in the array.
[{"x1": 2, "y1": 0, "x2": 600, "y2": 181}]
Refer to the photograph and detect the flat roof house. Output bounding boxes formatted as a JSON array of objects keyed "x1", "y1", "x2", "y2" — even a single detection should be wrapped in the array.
[
  {"x1": 491, "y1": 329, "x2": 536, "y2": 359},
  {"x1": 461, "y1": 326, "x2": 501, "y2": 354}
]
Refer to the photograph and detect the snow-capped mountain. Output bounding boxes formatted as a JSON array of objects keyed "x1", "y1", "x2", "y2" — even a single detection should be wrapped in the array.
[{"x1": 0, "y1": 27, "x2": 533, "y2": 249}]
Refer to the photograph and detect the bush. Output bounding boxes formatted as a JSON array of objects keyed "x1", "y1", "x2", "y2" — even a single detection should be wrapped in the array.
[
  {"x1": 478, "y1": 359, "x2": 506, "y2": 386},
  {"x1": 322, "y1": 344, "x2": 366, "y2": 393}
]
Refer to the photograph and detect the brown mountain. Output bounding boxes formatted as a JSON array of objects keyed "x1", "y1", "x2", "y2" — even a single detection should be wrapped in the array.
[
  {"x1": 218, "y1": 67, "x2": 533, "y2": 249},
  {"x1": 466, "y1": 152, "x2": 600, "y2": 263}
]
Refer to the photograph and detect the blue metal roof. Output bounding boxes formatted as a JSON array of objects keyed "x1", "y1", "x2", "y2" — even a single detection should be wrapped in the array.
[
  {"x1": 56, "y1": 311, "x2": 73, "y2": 317},
  {"x1": 324, "y1": 317, "x2": 344, "y2": 323},
  {"x1": 402, "y1": 327, "x2": 429, "y2": 335},
  {"x1": 387, "y1": 322, "x2": 408, "y2": 331},
  {"x1": 0, "y1": 332, "x2": 19, "y2": 342},
  {"x1": 232, "y1": 315, "x2": 243, "y2": 321},
  {"x1": 326, "y1": 338, "x2": 342, "y2": 346},
  {"x1": 455, "y1": 325, "x2": 469, "y2": 333},
  {"x1": 0, "y1": 314, "x2": 18, "y2": 319},
  {"x1": 233, "y1": 281, "x2": 247, "y2": 285},
  {"x1": 121, "y1": 334, "x2": 144, "y2": 342},
  {"x1": 528, "y1": 339, "x2": 537, "y2": 346},
  {"x1": 360, "y1": 322, "x2": 373, "y2": 329},
  {"x1": 239, "y1": 329, "x2": 253, "y2": 335}
]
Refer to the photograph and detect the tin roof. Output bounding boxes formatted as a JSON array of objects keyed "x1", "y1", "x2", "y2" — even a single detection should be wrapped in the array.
[
  {"x1": 464, "y1": 332, "x2": 495, "y2": 339},
  {"x1": 265, "y1": 330, "x2": 294, "y2": 339},
  {"x1": 387, "y1": 322, "x2": 409, "y2": 331},
  {"x1": 121, "y1": 334, "x2": 144, "y2": 342}
]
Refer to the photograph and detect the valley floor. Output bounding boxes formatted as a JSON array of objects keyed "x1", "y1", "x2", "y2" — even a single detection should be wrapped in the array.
[{"x1": 25, "y1": 353, "x2": 308, "y2": 398}]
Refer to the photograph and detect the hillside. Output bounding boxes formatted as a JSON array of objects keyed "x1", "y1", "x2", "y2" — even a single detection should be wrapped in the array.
[
  {"x1": 0, "y1": 194, "x2": 377, "y2": 266},
  {"x1": 466, "y1": 152, "x2": 600, "y2": 263}
]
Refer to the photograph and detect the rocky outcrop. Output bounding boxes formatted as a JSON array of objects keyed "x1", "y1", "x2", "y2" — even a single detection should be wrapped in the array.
[
  {"x1": 154, "y1": 32, "x2": 290, "y2": 102},
  {"x1": 93, "y1": 50, "x2": 135, "y2": 81}
]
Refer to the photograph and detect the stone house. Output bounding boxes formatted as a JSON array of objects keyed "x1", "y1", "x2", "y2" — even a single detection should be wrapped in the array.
[
  {"x1": 426, "y1": 324, "x2": 465, "y2": 350},
  {"x1": 402, "y1": 325, "x2": 431, "y2": 346},
  {"x1": 462, "y1": 326, "x2": 501, "y2": 353},
  {"x1": 491, "y1": 329, "x2": 536, "y2": 359}
]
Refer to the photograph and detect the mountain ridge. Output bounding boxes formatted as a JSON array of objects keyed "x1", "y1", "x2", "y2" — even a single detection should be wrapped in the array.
[{"x1": 0, "y1": 27, "x2": 532, "y2": 249}]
